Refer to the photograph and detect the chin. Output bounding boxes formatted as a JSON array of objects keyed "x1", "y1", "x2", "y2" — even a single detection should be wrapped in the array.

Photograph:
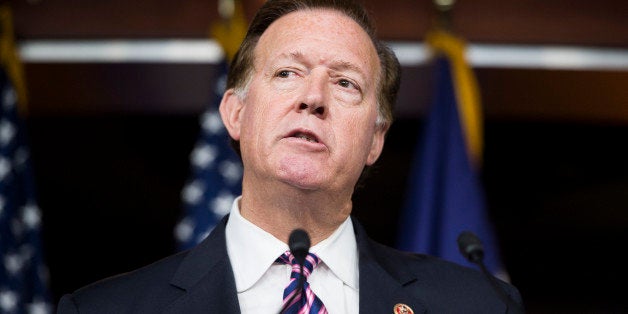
[
  {"x1": 278, "y1": 174, "x2": 324, "y2": 191},
  {"x1": 275, "y1": 166, "x2": 329, "y2": 191},
  {"x1": 276, "y1": 158, "x2": 326, "y2": 187}
]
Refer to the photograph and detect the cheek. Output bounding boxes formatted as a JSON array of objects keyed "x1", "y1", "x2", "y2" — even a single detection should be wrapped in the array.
[
  {"x1": 346, "y1": 111, "x2": 379, "y2": 152},
  {"x1": 239, "y1": 101, "x2": 275, "y2": 147},
  {"x1": 336, "y1": 115, "x2": 373, "y2": 149},
  {"x1": 237, "y1": 104, "x2": 264, "y2": 153}
]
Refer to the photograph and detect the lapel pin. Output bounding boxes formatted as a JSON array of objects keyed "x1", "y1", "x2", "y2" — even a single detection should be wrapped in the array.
[{"x1": 393, "y1": 303, "x2": 414, "y2": 314}]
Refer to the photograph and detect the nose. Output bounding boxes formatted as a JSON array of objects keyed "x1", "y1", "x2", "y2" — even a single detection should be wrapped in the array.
[
  {"x1": 298, "y1": 102, "x2": 325, "y2": 117},
  {"x1": 296, "y1": 73, "x2": 327, "y2": 118}
]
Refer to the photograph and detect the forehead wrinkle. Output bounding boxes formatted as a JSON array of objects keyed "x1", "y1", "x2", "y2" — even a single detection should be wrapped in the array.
[
  {"x1": 273, "y1": 51, "x2": 307, "y2": 65},
  {"x1": 288, "y1": 51, "x2": 305, "y2": 60}
]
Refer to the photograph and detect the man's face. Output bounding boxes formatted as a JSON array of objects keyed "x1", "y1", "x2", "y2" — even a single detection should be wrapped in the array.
[{"x1": 222, "y1": 9, "x2": 386, "y2": 195}]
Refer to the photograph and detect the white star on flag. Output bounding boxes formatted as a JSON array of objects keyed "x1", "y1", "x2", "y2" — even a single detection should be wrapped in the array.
[
  {"x1": 191, "y1": 144, "x2": 218, "y2": 169},
  {"x1": 174, "y1": 61, "x2": 242, "y2": 250},
  {"x1": 0, "y1": 70, "x2": 52, "y2": 312}
]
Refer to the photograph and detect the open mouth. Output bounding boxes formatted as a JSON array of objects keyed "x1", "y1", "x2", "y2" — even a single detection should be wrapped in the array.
[{"x1": 289, "y1": 130, "x2": 319, "y2": 143}]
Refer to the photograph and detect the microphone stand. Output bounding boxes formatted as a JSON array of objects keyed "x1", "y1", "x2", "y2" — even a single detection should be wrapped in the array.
[
  {"x1": 279, "y1": 229, "x2": 310, "y2": 314},
  {"x1": 458, "y1": 231, "x2": 525, "y2": 314},
  {"x1": 476, "y1": 259, "x2": 524, "y2": 314}
]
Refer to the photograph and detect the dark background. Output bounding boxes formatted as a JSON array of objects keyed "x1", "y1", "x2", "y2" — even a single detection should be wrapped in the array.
[
  {"x1": 10, "y1": 0, "x2": 628, "y2": 313},
  {"x1": 29, "y1": 116, "x2": 628, "y2": 313}
]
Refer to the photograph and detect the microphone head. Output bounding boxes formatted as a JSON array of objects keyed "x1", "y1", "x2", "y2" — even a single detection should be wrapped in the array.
[
  {"x1": 288, "y1": 229, "x2": 311, "y2": 264},
  {"x1": 457, "y1": 231, "x2": 485, "y2": 264}
]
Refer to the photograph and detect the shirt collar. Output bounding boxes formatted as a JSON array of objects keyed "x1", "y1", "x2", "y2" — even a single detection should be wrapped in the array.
[
  {"x1": 310, "y1": 217, "x2": 359, "y2": 289},
  {"x1": 225, "y1": 196, "x2": 359, "y2": 292},
  {"x1": 225, "y1": 197, "x2": 288, "y2": 293}
]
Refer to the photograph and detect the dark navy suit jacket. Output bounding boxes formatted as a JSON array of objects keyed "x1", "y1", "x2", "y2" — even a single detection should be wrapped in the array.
[{"x1": 57, "y1": 216, "x2": 522, "y2": 313}]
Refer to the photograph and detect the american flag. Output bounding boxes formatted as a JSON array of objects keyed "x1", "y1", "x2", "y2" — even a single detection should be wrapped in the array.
[
  {"x1": 0, "y1": 69, "x2": 52, "y2": 313},
  {"x1": 174, "y1": 61, "x2": 243, "y2": 250}
]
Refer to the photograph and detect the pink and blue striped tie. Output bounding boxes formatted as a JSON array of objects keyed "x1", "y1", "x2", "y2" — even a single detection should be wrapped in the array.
[{"x1": 276, "y1": 251, "x2": 328, "y2": 314}]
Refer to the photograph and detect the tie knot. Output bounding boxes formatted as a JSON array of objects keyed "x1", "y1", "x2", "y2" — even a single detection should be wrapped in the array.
[
  {"x1": 276, "y1": 251, "x2": 321, "y2": 278},
  {"x1": 277, "y1": 251, "x2": 328, "y2": 313}
]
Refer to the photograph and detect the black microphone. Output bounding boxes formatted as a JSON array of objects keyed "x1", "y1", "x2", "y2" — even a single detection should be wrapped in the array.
[
  {"x1": 289, "y1": 229, "x2": 311, "y2": 266},
  {"x1": 279, "y1": 229, "x2": 311, "y2": 313},
  {"x1": 457, "y1": 231, "x2": 525, "y2": 314},
  {"x1": 457, "y1": 230, "x2": 485, "y2": 264}
]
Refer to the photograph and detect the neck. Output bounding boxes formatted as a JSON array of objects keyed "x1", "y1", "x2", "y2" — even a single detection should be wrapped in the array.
[{"x1": 239, "y1": 178, "x2": 352, "y2": 245}]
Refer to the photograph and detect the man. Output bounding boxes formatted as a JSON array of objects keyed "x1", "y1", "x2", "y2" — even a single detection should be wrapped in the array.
[{"x1": 58, "y1": 0, "x2": 522, "y2": 313}]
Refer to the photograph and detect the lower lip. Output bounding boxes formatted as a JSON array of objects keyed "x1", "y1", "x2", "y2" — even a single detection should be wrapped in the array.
[{"x1": 282, "y1": 137, "x2": 326, "y2": 151}]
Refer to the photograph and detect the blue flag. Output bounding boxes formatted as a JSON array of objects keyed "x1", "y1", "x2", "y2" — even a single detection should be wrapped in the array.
[
  {"x1": 0, "y1": 70, "x2": 52, "y2": 313},
  {"x1": 398, "y1": 31, "x2": 505, "y2": 277},
  {"x1": 173, "y1": 0, "x2": 246, "y2": 251},
  {"x1": 174, "y1": 61, "x2": 243, "y2": 250}
]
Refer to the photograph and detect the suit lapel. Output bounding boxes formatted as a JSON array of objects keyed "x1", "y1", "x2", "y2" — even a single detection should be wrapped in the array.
[
  {"x1": 164, "y1": 216, "x2": 241, "y2": 314},
  {"x1": 354, "y1": 219, "x2": 428, "y2": 314},
  {"x1": 161, "y1": 216, "x2": 429, "y2": 313}
]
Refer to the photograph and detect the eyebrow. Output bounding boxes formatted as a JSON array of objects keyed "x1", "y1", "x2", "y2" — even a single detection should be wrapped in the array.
[
  {"x1": 329, "y1": 60, "x2": 366, "y2": 79},
  {"x1": 281, "y1": 51, "x2": 366, "y2": 73}
]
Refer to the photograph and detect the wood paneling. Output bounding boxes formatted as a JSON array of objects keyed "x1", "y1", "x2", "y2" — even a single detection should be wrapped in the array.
[
  {"x1": 23, "y1": 63, "x2": 217, "y2": 115},
  {"x1": 11, "y1": 0, "x2": 628, "y2": 122},
  {"x1": 12, "y1": 0, "x2": 217, "y2": 39},
  {"x1": 479, "y1": 69, "x2": 628, "y2": 124},
  {"x1": 12, "y1": 0, "x2": 628, "y2": 46}
]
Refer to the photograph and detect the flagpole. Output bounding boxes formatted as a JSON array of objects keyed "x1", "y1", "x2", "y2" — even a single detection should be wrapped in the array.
[{"x1": 433, "y1": 0, "x2": 455, "y2": 31}]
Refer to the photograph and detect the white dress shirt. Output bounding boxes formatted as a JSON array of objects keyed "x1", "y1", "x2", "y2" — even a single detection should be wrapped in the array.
[{"x1": 225, "y1": 197, "x2": 359, "y2": 314}]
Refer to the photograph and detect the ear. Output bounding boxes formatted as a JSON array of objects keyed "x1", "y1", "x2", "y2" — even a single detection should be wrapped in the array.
[
  {"x1": 219, "y1": 88, "x2": 244, "y2": 141},
  {"x1": 365, "y1": 124, "x2": 388, "y2": 166}
]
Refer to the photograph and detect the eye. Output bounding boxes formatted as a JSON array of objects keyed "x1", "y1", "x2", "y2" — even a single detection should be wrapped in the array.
[
  {"x1": 277, "y1": 70, "x2": 294, "y2": 78},
  {"x1": 338, "y1": 79, "x2": 359, "y2": 91}
]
